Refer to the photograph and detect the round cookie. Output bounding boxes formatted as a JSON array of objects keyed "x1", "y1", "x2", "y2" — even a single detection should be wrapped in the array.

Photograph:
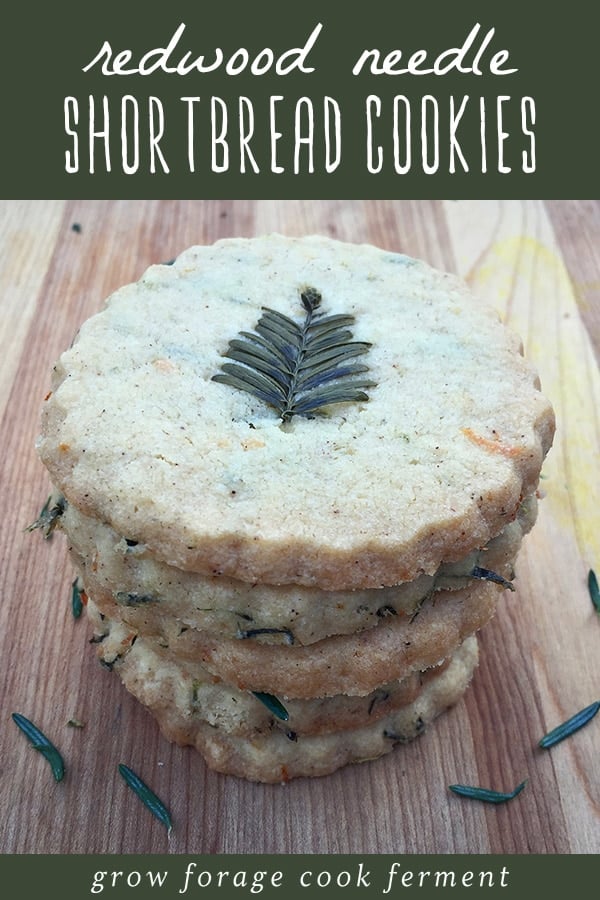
[
  {"x1": 88, "y1": 596, "x2": 479, "y2": 782},
  {"x1": 87, "y1": 598, "x2": 453, "y2": 738},
  {"x1": 85, "y1": 576, "x2": 497, "y2": 697},
  {"x1": 192, "y1": 637, "x2": 478, "y2": 782},
  {"x1": 62, "y1": 494, "x2": 534, "y2": 645},
  {"x1": 37, "y1": 235, "x2": 554, "y2": 590}
]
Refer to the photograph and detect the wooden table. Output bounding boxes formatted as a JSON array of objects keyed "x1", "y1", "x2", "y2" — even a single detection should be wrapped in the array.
[{"x1": 1, "y1": 200, "x2": 598, "y2": 854}]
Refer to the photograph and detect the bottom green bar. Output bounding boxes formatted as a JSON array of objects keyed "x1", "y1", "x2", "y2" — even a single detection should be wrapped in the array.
[{"x1": 0, "y1": 854, "x2": 596, "y2": 899}]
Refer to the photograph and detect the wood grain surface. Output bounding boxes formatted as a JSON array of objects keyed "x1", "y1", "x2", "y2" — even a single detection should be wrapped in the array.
[{"x1": 1, "y1": 200, "x2": 598, "y2": 855}]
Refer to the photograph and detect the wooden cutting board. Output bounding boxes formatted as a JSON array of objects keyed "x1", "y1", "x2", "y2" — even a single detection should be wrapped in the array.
[{"x1": 1, "y1": 200, "x2": 598, "y2": 854}]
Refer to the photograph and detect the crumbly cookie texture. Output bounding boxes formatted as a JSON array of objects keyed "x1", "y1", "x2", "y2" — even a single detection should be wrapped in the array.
[
  {"x1": 87, "y1": 598, "x2": 478, "y2": 782},
  {"x1": 85, "y1": 575, "x2": 497, "y2": 698},
  {"x1": 38, "y1": 235, "x2": 554, "y2": 590},
  {"x1": 61, "y1": 494, "x2": 534, "y2": 646},
  {"x1": 87, "y1": 598, "x2": 451, "y2": 738},
  {"x1": 193, "y1": 637, "x2": 478, "y2": 782}
]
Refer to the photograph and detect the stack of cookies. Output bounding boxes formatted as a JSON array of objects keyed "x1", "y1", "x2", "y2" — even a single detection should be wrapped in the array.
[{"x1": 36, "y1": 235, "x2": 554, "y2": 782}]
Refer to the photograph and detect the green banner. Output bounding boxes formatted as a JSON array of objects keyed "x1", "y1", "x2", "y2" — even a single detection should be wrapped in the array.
[
  {"x1": 1, "y1": 854, "x2": 598, "y2": 898},
  {"x1": 2, "y1": 0, "x2": 598, "y2": 197}
]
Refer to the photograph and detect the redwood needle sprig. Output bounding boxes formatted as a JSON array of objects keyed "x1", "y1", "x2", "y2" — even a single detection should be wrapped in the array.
[{"x1": 212, "y1": 288, "x2": 375, "y2": 421}]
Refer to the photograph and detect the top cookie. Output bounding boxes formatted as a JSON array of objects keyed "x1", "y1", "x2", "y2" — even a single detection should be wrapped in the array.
[{"x1": 37, "y1": 235, "x2": 554, "y2": 589}]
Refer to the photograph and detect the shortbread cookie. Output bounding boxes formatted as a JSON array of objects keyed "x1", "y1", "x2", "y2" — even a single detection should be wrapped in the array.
[
  {"x1": 37, "y1": 235, "x2": 554, "y2": 590},
  {"x1": 85, "y1": 577, "x2": 497, "y2": 697},
  {"x1": 87, "y1": 599, "x2": 452, "y2": 738},
  {"x1": 192, "y1": 637, "x2": 478, "y2": 781},
  {"x1": 87, "y1": 599, "x2": 479, "y2": 782},
  {"x1": 35, "y1": 235, "x2": 553, "y2": 782},
  {"x1": 62, "y1": 493, "x2": 534, "y2": 645}
]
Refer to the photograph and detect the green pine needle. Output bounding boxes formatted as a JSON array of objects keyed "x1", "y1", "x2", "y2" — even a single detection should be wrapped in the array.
[
  {"x1": 539, "y1": 701, "x2": 600, "y2": 749},
  {"x1": 588, "y1": 569, "x2": 600, "y2": 614},
  {"x1": 12, "y1": 713, "x2": 65, "y2": 782},
  {"x1": 25, "y1": 495, "x2": 66, "y2": 538},
  {"x1": 71, "y1": 578, "x2": 85, "y2": 619},
  {"x1": 251, "y1": 692, "x2": 289, "y2": 721},
  {"x1": 118, "y1": 764, "x2": 173, "y2": 835},
  {"x1": 470, "y1": 566, "x2": 515, "y2": 591},
  {"x1": 449, "y1": 779, "x2": 527, "y2": 804}
]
